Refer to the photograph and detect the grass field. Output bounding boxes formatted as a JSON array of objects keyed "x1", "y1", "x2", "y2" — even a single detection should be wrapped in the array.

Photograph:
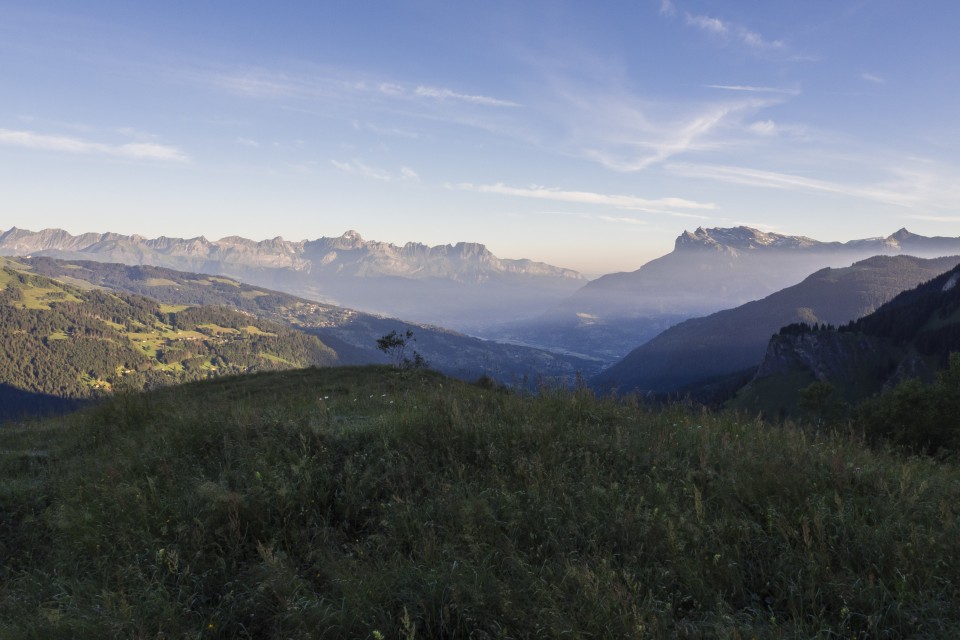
[
  {"x1": 158, "y1": 303, "x2": 190, "y2": 313},
  {"x1": 15, "y1": 282, "x2": 82, "y2": 310},
  {"x1": 1, "y1": 365, "x2": 958, "y2": 638}
]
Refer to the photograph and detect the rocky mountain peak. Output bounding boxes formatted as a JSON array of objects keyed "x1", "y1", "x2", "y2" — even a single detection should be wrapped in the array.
[
  {"x1": 325, "y1": 230, "x2": 366, "y2": 250},
  {"x1": 887, "y1": 228, "x2": 916, "y2": 243},
  {"x1": 674, "y1": 226, "x2": 793, "y2": 252},
  {"x1": 452, "y1": 241, "x2": 491, "y2": 258}
]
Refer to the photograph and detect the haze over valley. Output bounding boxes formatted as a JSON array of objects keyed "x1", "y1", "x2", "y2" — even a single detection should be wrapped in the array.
[{"x1": 6, "y1": 224, "x2": 960, "y2": 367}]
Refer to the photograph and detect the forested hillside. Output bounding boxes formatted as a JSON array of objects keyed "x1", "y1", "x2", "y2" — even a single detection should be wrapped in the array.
[
  {"x1": 0, "y1": 260, "x2": 336, "y2": 420},
  {"x1": 594, "y1": 255, "x2": 960, "y2": 396},
  {"x1": 20, "y1": 257, "x2": 601, "y2": 384},
  {"x1": 735, "y1": 264, "x2": 960, "y2": 439}
]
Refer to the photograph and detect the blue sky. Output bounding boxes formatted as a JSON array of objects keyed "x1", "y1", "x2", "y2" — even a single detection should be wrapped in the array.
[{"x1": 2, "y1": 0, "x2": 959, "y2": 274}]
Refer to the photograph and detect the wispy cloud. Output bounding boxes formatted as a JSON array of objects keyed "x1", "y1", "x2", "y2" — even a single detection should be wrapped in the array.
[
  {"x1": 330, "y1": 159, "x2": 391, "y2": 181},
  {"x1": 377, "y1": 82, "x2": 405, "y2": 96},
  {"x1": 705, "y1": 84, "x2": 798, "y2": 95},
  {"x1": 659, "y1": 0, "x2": 676, "y2": 17},
  {"x1": 235, "y1": 137, "x2": 260, "y2": 148},
  {"x1": 331, "y1": 158, "x2": 419, "y2": 182},
  {"x1": 686, "y1": 13, "x2": 727, "y2": 35},
  {"x1": 668, "y1": 162, "x2": 886, "y2": 199},
  {"x1": 204, "y1": 67, "x2": 520, "y2": 110},
  {"x1": 684, "y1": 11, "x2": 784, "y2": 51},
  {"x1": 738, "y1": 28, "x2": 783, "y2": 50},
  {"x1": 581, "y1": 98, "x2": 773, "y2": 172},
  {"x1": 211, "y1": 70, "x2": 305, "y2": 98},
  {"x1": 861, "y1": 73, "x2": 885, "y2": 84},
  {"x1": 115, "y1": 143, "x2": 187, "y2": 161},
  {"x1": 599, "y1": 215, "x2": 646, "y2": 225},
  {"x1": 668, "y1": 162, "x2": 960, "y2": 210},
  {"x1": 454, "y1": 182, "x2": 714, "y2": 217},
  {"x1": 351, "y1": 120, "x2": 420, "y2": 139},
  {"x1": 0, "y1": 128, "x2": 188, "y2": 162},
  {"x1": 909, "y1": 215, "x2": 960, "y2": 223},
  {"x1": 519, "y1": 41, "x2": 798, "y2": 174},
  {"x1": 414, "y1": 86, "x2": 520, "y2": 107},
  {"x1": 749, "y1": 120, "x2": 777, "y2": 136}
]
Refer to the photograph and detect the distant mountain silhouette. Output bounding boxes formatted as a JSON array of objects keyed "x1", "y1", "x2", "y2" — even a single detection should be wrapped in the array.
[
  {"x1": 487, "y1": 226, "x2": 960, "y2": 361},
  {"x1": 0, "y1": 227, "x2": 584, "y2": 331},
  {"x1": 594, "y1": 254, "x2": 960, "y2": 394}
]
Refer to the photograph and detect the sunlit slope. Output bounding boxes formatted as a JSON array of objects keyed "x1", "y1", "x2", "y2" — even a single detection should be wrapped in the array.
[
  {"x1": 21, "y1": 256, "x2": 602, "y2": 384},
  {"x1": 0, "y1": 259, "x2": 336, "y2": 419}
]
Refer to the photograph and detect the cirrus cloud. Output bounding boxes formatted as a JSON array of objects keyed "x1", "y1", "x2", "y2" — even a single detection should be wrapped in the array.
[
  {"x1": 0, "y1": 128, "x2": 188, "y2": 162},
  {"x1": 682, "y1": 10, "x2": 784, "y2": 51},
  {"x1": 331, "y1": 158, "x2": 420, "y2": 182},
  {"x1": 667, "y1": 161, "x2": 960, "y2": 211},
  {"x1": 413, "y1": 86, "x2": 521, "y2": 107},
  {"x1": 454, "y1": 182, "x2": 714, "y2": 217}
]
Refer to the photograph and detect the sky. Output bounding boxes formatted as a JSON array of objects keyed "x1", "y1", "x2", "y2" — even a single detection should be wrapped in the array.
[{"x1": 2, "y1": 0, "x2": 960, "y2": 275}]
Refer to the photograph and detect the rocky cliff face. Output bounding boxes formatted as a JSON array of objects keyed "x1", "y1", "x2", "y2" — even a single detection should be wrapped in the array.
[
  {"x1": 754, "y1": 331, "x2": 890, "y2": 382},
  {"x1": 735, "y1": 263, "x2": 960, "y2": 416}
]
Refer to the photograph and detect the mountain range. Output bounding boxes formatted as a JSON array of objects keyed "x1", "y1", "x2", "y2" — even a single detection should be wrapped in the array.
[
  {"x1": 5, "y1": 225, "x2": 960, "y2": 366},
  {"x1": 594, "y1": 254, "x2": 960, "y2": 395},
  {"x1": 0, "y1": 228, "x2": 585, "y2": 331},
  {"x1": 488, "y1": 227, "x2": 960, "y2": 360}
]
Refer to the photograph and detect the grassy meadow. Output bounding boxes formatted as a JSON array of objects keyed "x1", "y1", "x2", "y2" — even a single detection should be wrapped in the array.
[{"x1": 1, "y1": 366, "x2": 959, "y2": 638}]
